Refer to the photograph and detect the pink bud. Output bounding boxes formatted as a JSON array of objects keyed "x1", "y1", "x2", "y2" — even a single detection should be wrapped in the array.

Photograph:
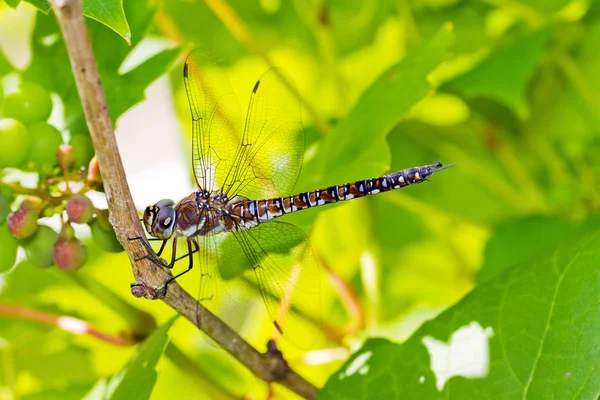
[{"x1": 56, "y1": 144, "x2": 75, "y2": 170}]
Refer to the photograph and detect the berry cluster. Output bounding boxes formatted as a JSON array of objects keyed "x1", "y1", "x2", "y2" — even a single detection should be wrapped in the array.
[{"x1": 0, "y1": 81, "x2": 122, "y2": 273}]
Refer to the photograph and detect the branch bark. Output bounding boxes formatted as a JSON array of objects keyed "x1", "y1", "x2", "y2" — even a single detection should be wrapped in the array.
[{"x1": 49, "y1": 1, "x2": 317, "y2": 398}]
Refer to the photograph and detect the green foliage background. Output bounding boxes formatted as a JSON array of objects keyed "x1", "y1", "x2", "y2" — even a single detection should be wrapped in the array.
[{"x1": 1, "y1": 0, "x2": 599, "y2": 399}]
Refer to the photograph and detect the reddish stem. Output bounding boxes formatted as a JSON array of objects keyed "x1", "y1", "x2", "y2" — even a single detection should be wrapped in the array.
[{"x1": 0, "y1": 303, "x2": 137, "y2": 346}]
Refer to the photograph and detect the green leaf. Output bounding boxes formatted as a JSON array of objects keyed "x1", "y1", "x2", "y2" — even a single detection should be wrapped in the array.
[
  {"x1": 82, "y1": 0, "x2": 131, "y2": 44},
  {"x1": 84, "y1": 316, "x2": 177, "y2": 400},
  {"x1": 479, "y1": 214, "x2": 600, "y2": 283},
  {"x1": 301, "y1": 23, "x2": 455, "y2": 191},
  {"x1": 443, "y1": 28, "x2": 554, "y2": 115},
  {"x1": 24, "y1": 0, "x2": 131, "y2": 42},
  {"x1": 413, "y1": 1, "x2": 493, "y2": 54},
  {"x1": 5, "y1": 0, "x2": 22, "y2": 8},
  {"x1": 320, "y1": 230, "x2": 600, "y2": 399},
  {"x1": 24, "y1": 0, "x2": 50, "y2": 13},
  {"x1": 103, "y1": 46, "x2": 183, "y2": 123},
  {"x1": 325, "y1": 0, "x2": 400, "y2": 55}
]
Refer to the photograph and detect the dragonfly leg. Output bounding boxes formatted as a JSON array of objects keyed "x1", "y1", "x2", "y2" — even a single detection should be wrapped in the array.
[
  {"x1": 128, "y1": 235, "x2": 165, "y2": 255},
  {"x1": 128, "y1": 236, "x2": 170, "y2": 267},
  {"x1": 155, "y1": 239, "x2": 168, "y2": 256},
  {"x1": 161, "y1": 240, "x2": 197, "y2": 296},
  {"x1": 172, "y1": 240, "x2": 199, "y2": 263}
]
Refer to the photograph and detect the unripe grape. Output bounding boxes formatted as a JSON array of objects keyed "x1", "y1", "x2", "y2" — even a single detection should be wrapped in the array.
[
  {"x1": 66, "y1": 194, "x2": 94, "y2": 224},
  {"x1": 91, "y1": 217, "x2": 123, "y2": 252},
  {"x1": 53, "y1": 236, "x2": 87, "y2": 271},
  {"x1": 0, "y1": 118, "x2": 31, "y2": 168},
  {"x1": 1, "y1": 82, "x2": 53, "y2": 124},
  {"x1": 70, "y1": 134, "x2": 94, "y2": 167},
  {"x1": 0, "y1": 222, "x2": 18, "y2": 273},
  {"x1": 7, "y1": 207, "x2": 39, "y2": 239},
  {"x1": 27, "y1": 122, "x2": 63, "y2": 167},
  {"x1": 23, "y1": 225, "x2": 59, "y2": 267},
  {"x1": 92, "y1": 209, "x2": 123, "y2": 252},
  {"x1": 57, "y1": 144, "x2": 74, "y2": 169},
  {"x1": 20, "y1": 196, "x2": 44, "y2": 213}
]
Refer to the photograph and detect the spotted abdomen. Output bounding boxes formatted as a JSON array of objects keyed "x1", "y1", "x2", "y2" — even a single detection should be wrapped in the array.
[{"x1": 229, "y1": 162, "x2": 449, "y2": 224}]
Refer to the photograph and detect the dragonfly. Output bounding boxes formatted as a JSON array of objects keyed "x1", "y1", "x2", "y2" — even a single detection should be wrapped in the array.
[{"x1": 133, "y1": 50, "x2": 451, "y2": 348}]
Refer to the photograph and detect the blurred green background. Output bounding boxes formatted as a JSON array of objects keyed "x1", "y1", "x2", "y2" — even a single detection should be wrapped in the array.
[{"x1": 0, "y1": 0, "x2": 599, "y2": 399}]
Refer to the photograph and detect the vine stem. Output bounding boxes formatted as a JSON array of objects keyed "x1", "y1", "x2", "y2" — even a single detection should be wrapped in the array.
[
  {"x1": 0, "y1": 303, "x2": 135, "y2": 346},
  {"x1": 48, "y1": 1, "x2": 317, "y2": 398}
]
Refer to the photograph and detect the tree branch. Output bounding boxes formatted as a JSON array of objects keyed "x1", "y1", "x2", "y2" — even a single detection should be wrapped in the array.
[{"x1": 48, "y1": 1, "x2": 317, "y2": 398}]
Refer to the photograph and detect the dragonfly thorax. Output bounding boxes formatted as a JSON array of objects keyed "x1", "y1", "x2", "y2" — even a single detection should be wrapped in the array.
[{"x1": 143, "y1": 198, "x2": 176, "y2": 240}]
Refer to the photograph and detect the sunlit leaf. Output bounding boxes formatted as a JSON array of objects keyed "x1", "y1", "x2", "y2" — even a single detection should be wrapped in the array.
[
  {"x1": 302, "y1": 23, "x2": 455, "y2": 191},
  {"x1": 320, "y1": 230, "x2": 600, "y2": 398}
]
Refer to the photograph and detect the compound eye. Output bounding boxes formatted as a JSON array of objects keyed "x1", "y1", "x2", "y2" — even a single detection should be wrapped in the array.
[
  {"x1": 154, "y1": 207, "x2": 176, "y2": 239},
  {"x1": 156, "y1": 199, "x2": 175, "y2": 208}
]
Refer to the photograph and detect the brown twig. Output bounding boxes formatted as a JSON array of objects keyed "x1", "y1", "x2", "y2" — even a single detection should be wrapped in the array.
[
  {"x1": 0, "y1": 303, "x2": 136, "y2": 346},
  {"x1": 48, "y1": 1, "x2": 317, "y2": 398}
]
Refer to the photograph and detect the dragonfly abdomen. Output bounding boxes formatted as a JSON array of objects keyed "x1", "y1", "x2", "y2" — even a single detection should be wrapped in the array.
[{"x1": 229, "y1": 162, "x2": 447, "y2": 224}]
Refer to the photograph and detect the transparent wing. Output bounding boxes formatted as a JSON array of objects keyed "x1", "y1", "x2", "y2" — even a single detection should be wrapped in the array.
[
  {"x1": 220, "y1": 68, "x2": 304, "y2": 200},
  {"x1": 183, "y1": 50, "x2": 242, "y2": 191},
  {"x1": 195, "y1": 221, "x2": 321, "y2": 349}
]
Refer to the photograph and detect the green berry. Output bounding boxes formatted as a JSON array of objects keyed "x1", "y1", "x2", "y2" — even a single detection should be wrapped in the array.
[
  {"x1": 0, "y1": 118, "x2": 31, "y2": 168},
  {"x1": 23, "y1": 225, "x2": 59, "y2": 267},
  {"x1": 27, "y1": 122, "x2": 63, "y2": 167},
  {"x1": 7, "y1": 207, "x2": 39, "y2": 239},
  {"x1": 66, "y1": 194, "x2": 94, "y2": 224},
  {"x1": 2, "y1": 82, "x2": 53, "y2": 124},
  {"x1": 91, "y1": 217, "x2": 123, "y2": 253},
  {"x1": 70, "y1": 134, "x2": 94, "y2": 167},
  {"x1": 0, "y1": 222, "x2": 19, "y2": 273},
  {"x1": 53, "y1": 236, "x2": 87, "y2": 271}
]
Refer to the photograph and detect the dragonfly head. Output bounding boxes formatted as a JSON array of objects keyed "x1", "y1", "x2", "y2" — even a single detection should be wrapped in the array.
[{"x1": 143, "y1": 199, "x2": 176, "y2": 239}]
